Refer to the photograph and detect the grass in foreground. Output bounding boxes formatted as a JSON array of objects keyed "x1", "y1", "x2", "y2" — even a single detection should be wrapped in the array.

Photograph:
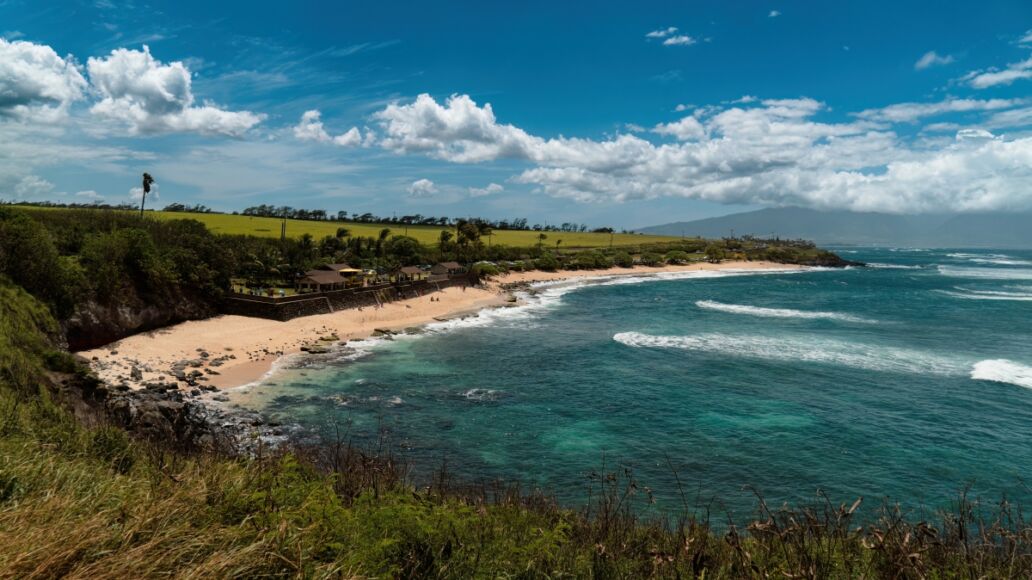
[{"x1": 2, "y1": 281, "x2": 1030, "y2": 578}]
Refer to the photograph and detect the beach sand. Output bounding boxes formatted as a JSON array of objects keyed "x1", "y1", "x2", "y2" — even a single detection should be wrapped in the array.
[{"x1": 79, "y1": 260, "x2": 800, "y2": 391}]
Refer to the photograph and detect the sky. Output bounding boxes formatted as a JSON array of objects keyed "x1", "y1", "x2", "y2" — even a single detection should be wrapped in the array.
[{"x1": 1, "y1": 0, "x2": 1032, "y2": 229}]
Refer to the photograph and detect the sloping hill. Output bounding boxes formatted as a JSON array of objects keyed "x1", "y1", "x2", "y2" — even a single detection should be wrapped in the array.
[{"x1": 637, "y1": 207, "x2": 1032, "y2": 248}]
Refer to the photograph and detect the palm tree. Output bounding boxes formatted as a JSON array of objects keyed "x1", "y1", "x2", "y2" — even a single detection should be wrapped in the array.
[
  {"x1": 139, "y1": 172, "x2": 154, "y2": 218},
  {"x1": 555, "y1": 239, "x2": 563, "y2": 253}
]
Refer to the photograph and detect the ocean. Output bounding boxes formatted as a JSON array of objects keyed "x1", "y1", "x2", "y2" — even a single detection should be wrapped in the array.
[{"x1": 225, "y1": 248, "x2": 1032, "y2": 519}]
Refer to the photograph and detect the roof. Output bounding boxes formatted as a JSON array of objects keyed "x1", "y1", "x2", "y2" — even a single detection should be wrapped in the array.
[
  {"x1": 437, "y1": 261, "x2": 462, "y2": 269},
  {"x1": 318, "y1": 262, "x2": 353, "y2": 271},
  {"x1": 300, "y1": 270, "x2": 345, "y2": 285},
  {"x1": 399, "y1": 266, "x2": 424, "y2": 274}
]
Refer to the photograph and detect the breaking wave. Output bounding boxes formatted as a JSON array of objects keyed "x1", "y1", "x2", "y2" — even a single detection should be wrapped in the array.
[
  {"x1": 695, "y1": 300, "x2": 877, "y2": 323},
  {"x1": 613, "y1": 332, "x2": 960, "y2": 376},
  {"x1": 971, "y1": 359, "x2": 1032, "y2": 389},
  {"x1": 937, "y1": 287, "x2": 1032, "y2": 301},
  {"x1": 937, "y1": 266, "x2": 1032, "y2": 280},
  {"x1": 866, "y1": 263, "x2": 924, "y2": 270}
]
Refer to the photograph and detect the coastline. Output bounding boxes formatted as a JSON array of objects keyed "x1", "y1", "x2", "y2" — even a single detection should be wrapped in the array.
[{"x1": 79, "y1": 260, "x2": 802, "y2": 392}]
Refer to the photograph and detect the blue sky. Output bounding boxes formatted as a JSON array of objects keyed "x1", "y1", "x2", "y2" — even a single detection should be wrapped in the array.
[{"x1": 2, "y1": 0, "x2": 1032, "y2": 228}]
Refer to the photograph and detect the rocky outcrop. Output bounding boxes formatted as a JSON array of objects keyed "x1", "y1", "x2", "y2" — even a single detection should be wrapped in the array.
[
  {"x1": 61, "y1": 359, "x2": 291, "y2": 453},
  {"x1": 63, "y1": 294, "x2": 217, "y2": 352}
]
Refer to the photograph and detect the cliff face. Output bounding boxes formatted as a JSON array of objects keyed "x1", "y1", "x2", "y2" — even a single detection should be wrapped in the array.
[{"x1": 63, "y1": 293, "x2": 217, "y2": 352}]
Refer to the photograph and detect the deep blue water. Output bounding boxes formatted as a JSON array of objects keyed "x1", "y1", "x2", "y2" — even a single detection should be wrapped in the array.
[{"x1": 227, "y1": 248, "x2": 1032, "y2": 519}]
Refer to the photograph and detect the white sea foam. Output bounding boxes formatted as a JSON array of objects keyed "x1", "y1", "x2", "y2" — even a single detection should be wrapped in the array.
[
  {"x1": 613, "y1": 332, "x2": 961, "y2": 376},
  {"x1": 695, "y1": 300, "x2": 877, "y2": 323},
  {"x1": 937, "y1": 265, "x2": 1032, "y2": 280},
  {"x1": 939, "y1": 287, "x2": 1032, "y2": 301},
  {"x1": 971, "y1": 359, "x2": 1032, "y2": 389},
  {"x1": 866, "y1": 263, "x2": 924, "y2": 270},
  {"x1": 937, "y1": 290, "x2": 1032, "y2": 302}
]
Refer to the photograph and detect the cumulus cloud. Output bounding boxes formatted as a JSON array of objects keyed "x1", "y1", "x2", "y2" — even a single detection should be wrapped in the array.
[
  {"x1": 129, "y1": 181, "x2": 158, "y2": 200},
  {"x1": 1019, "y1": 29, "x2": 1032, "y2": 44},
  {"x1": 293, "y1": 110, "x2": 363, "y2": 146},
  {"x1": 914, "y1": 51, "x2": 955, "y2": 70},
  {"x1": 962, "y1": 55, "x2": 1032, "y2": 89},
  {"x1": 87, "y1": 45, "x2": 264, "y2": 136},
  {"x1": 856, "y1": 98, "x2": 1025, "y2": 123},
  {"x1": 407, "y1": 178, "x2": 437, "y2": 197},
  {"x1": 0, "y1": 39, "x2": 87, "y2": 122},
  {"x1": 370, "y1": 93, "x2": 1032, "y2": 213},
  {"x1": 11, "y1": 175, "x2": 55, "y2": 198},
  {"x1": 769, "y1": 10, "x2": 781, "y2": 18},
  {"x1": 469, "y1": 182, "x2": 503, "y2": 197},
  {"x1": 653, "y1": 116, "x2": 706, "y2": 140},
  {"x1": 663, "y1": 35, "x2": 696, "y2": 46},
  {"x1": 75, "y1": 189, "x2": 103, "y2": 200},
  {"x1": 645, "y1": 27, "x2": 678, "y2": 39}
]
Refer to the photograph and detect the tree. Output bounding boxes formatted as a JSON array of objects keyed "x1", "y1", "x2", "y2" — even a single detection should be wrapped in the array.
[
  {"x1": 139, "y1": 173, "x2": 154, "y2": 218},
  {"x1": 335, "y1": 227, "x2": 351, "y2": 240},
  {"x1": 536, "y1": 232, "x2": 547, "y2": 250},
  {"x1": 613, "y1": 251, "x2": 634, "y2": 268}
]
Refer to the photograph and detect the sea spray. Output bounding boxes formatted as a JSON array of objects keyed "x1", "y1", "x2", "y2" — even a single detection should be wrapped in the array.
[{"x1": 971, "y1": 359, "x2": 1032, "y2": 389}]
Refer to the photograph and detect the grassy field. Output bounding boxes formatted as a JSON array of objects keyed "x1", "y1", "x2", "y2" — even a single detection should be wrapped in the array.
[
  {"x1": 146, "y1": 211, "x2": 681, "y2": 247},
  {"x1": 11, "y1": 206, "x2": 680, "y2": 248}
]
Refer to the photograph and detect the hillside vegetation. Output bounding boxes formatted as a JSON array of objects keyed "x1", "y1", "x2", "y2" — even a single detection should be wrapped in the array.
[
  {"x1": 18, "y1": 205, "x2": 682, "y2": 247},
  {"x1": 2, "y1": 279, "x2": 1030, "y2": 577}
]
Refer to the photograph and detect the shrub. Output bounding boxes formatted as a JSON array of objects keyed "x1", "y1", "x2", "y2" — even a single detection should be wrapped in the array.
[
  {"x1": 640, "y1": 252, "x2": 663, "y2": 266},
  {"x1": 665, "y1": 250, "x2": 691, "y2": 264},
  {"x1": 535, "y1": 254, "x2": 560, "y2": 271},
  {"x1": 612, "y1": 251, "x2": 634, "y2": 268}
]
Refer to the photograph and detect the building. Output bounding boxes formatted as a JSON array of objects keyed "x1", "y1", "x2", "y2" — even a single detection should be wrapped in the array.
[
  {"x1": 297, "y1": 269, "x2": 347, "y2": 292},
  {"x1": 394, "y1": 266, "x2": 428, "y2": 282},
  {"x1": 317, "y1": 262, "x2": 365, "y2": 287},
  {"x1": 430, "y1": 261, "x2": 464, "y2": 276}
]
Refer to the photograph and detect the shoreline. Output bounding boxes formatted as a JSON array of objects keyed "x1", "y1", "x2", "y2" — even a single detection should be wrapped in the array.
[{"x1": 79, "y1": 260, "x2": 802, "y2": 392}]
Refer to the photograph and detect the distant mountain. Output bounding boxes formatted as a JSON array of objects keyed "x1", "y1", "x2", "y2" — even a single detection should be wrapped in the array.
[{"x1": 636, "y1": 207, "x2": 1032, "y2": 249}]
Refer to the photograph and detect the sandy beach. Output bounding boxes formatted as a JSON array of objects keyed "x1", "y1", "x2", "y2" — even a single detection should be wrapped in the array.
[{"x1": 79, "y1": 260, "x2": 801, "y2": 391}]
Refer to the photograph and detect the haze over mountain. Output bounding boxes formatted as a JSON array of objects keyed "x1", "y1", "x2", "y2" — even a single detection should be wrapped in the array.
[{"x1": 637, "y1": 208, "x2": 1032, "y2": 249}]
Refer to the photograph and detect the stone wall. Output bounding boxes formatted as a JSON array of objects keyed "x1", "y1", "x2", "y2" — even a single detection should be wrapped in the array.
[{"x1": 221, "y1": 275, "x2": 474, "y2": 321}]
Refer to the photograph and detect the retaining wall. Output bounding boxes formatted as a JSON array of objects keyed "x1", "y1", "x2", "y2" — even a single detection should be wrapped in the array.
[{"x1": 220, "y1": 275, "x2": 474, "y2": 321}]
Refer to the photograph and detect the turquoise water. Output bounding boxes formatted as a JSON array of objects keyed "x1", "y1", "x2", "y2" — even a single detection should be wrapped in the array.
[{"x1": 229, "y1": 248, "x2": 1032, "y2": 519}]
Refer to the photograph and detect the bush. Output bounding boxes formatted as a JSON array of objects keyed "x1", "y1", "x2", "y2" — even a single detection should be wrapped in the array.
[
  {"x1": 612, "y1": 251, "x2": 634, "y2": 268},
  {"x1": 535, "y1": 254, "x2": 560, "y2": 271},
  {"x1": 665, "y1": 250, "x2": 691, "y2": 264},
  {"x1": 640, "y1": 252, "x2": 663, "y2": 266}
]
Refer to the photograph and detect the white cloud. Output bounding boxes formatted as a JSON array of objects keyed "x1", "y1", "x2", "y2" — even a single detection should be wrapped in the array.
[
  {"x1": 645, "y1": 27, "x2": 678, "y2": 39},
  {"x1": 87, "y1": 45, "x2": 264, "y2": 136},
  {"x1": 11, "y1": 175, "x2": 54, "y2": 198},
  {"x1": 856, "y1": 98, "x2": 1025, "y2": 123},
  {"x1": 1019, "y1": 29, "x2": 1032, "y2": 44},
  {"x1": 674, "y1": 103, "x2": 692, "y2": 112},
  {"x1": 370, "y1": 93, "x2": 1032, "y2": 213},
  {"x1": 653, "y1": 116, "x2": 706, "y2": 140},
  {"x1": 914, "y1": 51, "x2": 955, "y2": 70},
  {"x1": 293, "y1": 109, "x2": 363, "y2": 146},
  {"x1": 407, "y1": 178, "x2": 437, "y2": 197},
  {"x1": 468, "y1": 182, "x2": 503, "y2": 197},
  {"x1": 663, "y1": 35, "x2": 696, "y2": 46},
  {"x1": 75, "y1": 189, "x2": 104, "y2": 200},
  {"x1": 0, "y1": 39, "x2": 88, "y2": 122},
  {"x1": 129, "y1": 181, "x2": 159, "y2": 200},
  {"x1": 962, "y1": 55, "x2": 1032, "y2": 88},
  {"x1": 769, "y1": 10, "x2": 781, "y2": 18}
]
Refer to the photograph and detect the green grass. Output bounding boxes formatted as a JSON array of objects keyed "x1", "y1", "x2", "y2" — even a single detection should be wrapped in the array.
[
  {"x1": 150, "y1": 211, "x2": 681, "y2": 247},
  {"x1": 10, "y1": 205, "x2": 681, "y2": 248}
]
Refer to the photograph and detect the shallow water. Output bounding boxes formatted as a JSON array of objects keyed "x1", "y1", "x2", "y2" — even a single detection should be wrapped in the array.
[{"x1": 227, "y1": 248, "x2": 1032, "y2": 519}]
